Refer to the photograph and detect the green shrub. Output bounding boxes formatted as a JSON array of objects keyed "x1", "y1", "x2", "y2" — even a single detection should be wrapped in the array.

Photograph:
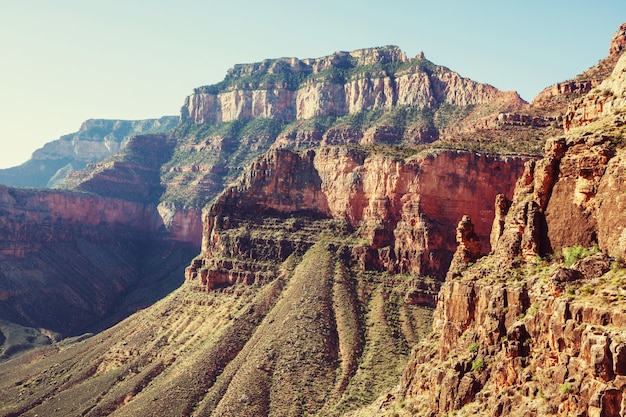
[
  {"x1": 471, "y1": 358, "x2": 485, "y2": 372},
  {"x1": 563, "y1": 244, "x2": 599, "y2": 267},
  {"x1": 579, "y1": 286, "x2": 595, "y2": 296},
  {"x1": 468, "y1": 341, "x2": 479, "y2": 353}
]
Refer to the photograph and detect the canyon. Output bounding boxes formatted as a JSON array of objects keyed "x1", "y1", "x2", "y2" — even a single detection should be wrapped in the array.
[
  {"x1": 185, "y1": 147, "x2": 526, "y2": 294},
  {"x1": 0, "y1": 23, "x2": 625, "y2": 417}
]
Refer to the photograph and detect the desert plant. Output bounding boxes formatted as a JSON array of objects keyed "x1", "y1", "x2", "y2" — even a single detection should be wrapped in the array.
[
  {"x1": 471, "y1": 358, "x2": 485, "y2": 372},
  {"x1": 559, "y1": 383, "x2": 573, "y2": 394},
  {"x1": 562, "y1": 244, "x2": 599, "y2": 267}
]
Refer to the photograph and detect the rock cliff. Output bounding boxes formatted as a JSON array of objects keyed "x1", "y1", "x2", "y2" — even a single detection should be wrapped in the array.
[
  {"x1": 2, "y1": 24, "x2": 626, "y2": 417},
  {"x1": 0, "y1": 180, "x2": 200, "y2": 359},
  {"x1": 0, "y1": 125, "x2": 202, "y2": 361},
  {"x1": 59, "y1": 45, "x2": 567, "y2": 216},
  {"x1": 186, "y1": 146, "x2": 526, "y2": 293},
  {"x1": 383, "y1": 48, "x2": 626, "y2": 417},
  {"x1": 564, "y1": 40, "x2": 626, "y2": 130},
  {"x1": 533, "y1": 23, "x2": 626, "y2": 133},
  {"x1": 181, "y1": 47, "x2": 521, "y2": 125},
  {"x1": 180, "y1": 46, "x2": 525, "y2": 149},
  {"x1": 57, "y1": 133, "x2": 176, "y2": 203},
  {"x1": 0, "y1": 185, "x2": 162, "y2": 257}
]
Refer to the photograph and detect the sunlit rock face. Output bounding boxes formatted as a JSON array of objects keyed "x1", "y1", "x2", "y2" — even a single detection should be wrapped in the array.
[
  {"x1": 394, "y1": 32, "x2": 626, "y2": 417},
  {"x1": 181, "y1": 46, "x2": 525, "y2": 127},
  {"x1": 185, "y1": 146, "x2": 527, "y2": 292}
]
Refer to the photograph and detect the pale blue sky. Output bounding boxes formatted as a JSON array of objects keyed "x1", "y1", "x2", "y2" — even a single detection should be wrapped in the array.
[{"x1": 0, "y1": 0, "x2": 623, "y2": 168}]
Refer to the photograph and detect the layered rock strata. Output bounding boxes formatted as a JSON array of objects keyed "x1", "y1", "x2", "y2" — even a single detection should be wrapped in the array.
[
  {"x1": 181, "y1": 47, "x2": 523, "y2": 126},
  {"x1": 565, "y1": 41, "x2": 626, "y2": 131},
  {"x1": 58, "y1": 134, "x2": 175, "y2": 204},
  {"x1": 186, "y1": 146, "x2": 526, "y2": 291},
  {"x1": 388, "y1": 51, "x2": 626, "y2": 417},
  {"x1": 398, "y1": 268, "x2": 626, "y2": 417},
  {"x1": 0, "y1": 182, "x2": 200, "y2": 352},
  {"x1": 0, "y1": 186, "x2": 162, "y2": 257}
]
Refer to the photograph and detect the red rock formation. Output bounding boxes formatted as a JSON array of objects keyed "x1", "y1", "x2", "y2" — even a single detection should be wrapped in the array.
[
  {"x1": 186, "y1": 146, "x2": 527, "y2": 288},
  {"x1": 564, "y1": 32, "x2": 626, "y2": 131},
  {"x1": 59, "y1": 134, "x2": 174, "y2": 203},
  {"x1": 490, "y1": 54, "x2": 626, "y2": 261},
  {"x1": 208, "y1": 148, "x2": 331, "y2": 218},
  {"x1": 157, "y1": 202, "x2": 203, "y2": 247},
  {"x1": 317, "y1": 148, "x2": 527, "y2": 276},
  {"x1": 392, "y1": 32, "x2": 626, "y2": 417},
  {"x1": 0, "y1": 185, "x2": 201, "y2": 258},
  {"x1": 399, "y1": 276, "x2": 626, "y2": 416},
  {"x1": 610, "y1": 23, "x2": 626, "y2": 56},
  {"x1": 0, "y1": 185, "x2": 160, "y2": 257},
  {"x1": 447, "y1": 215, "x2": 481, "y2": 279},
  {"x1": 0, "y1": 184, "x2": 201, "y2": 340}
]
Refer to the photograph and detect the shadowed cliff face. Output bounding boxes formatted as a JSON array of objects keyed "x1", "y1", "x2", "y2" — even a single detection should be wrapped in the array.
[
  {"x1": 0, "y1": 185, "x2": 200, "y2": 359},
  {"x1": 0, "y1": 186, "x2": 163, "y2": 257},
  {"x1": 57, "y1": 134, "x2": 176, "y2": 204}
]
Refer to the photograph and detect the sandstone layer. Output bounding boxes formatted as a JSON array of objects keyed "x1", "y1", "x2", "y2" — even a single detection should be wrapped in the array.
[{"x1": 181, "y1": 47, "x2": 523, "y2": 127}]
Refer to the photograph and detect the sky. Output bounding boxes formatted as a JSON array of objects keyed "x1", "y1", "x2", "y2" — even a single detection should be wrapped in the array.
[{"x1": 0, "y1": 1, "x2": 624, "y2": 168}]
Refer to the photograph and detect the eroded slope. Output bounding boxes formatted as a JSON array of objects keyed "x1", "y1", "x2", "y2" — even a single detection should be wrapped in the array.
[{"x1": 0, "y1": 238, "x2": 431, "y2": 417}]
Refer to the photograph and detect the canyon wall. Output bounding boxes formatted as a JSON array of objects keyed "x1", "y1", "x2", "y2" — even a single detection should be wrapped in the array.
[
  {"x1": 2, "y1": 22, "x2": 626, "y2": 417},
  {"x1": 0, "y1": 182, "x2": 201, "y2": 349},
  {"x1": 57, "y1": 133, "x2": 176, "y2": 204},
  {"x1": 398, "y1": 272, "x2": 626, "y2": 416},
  {"x1": 391, "y1": 51, "x2": 626, "y2": 417},
  {"x1": 32, "y1": 117, "x2": 178, "y2": 164},
  {"x1": 0, "y1": 185, "x2": 162, "y2": 257},
  {"x1": 187, "y1": 146, "x2": 527, "y2": 292}
]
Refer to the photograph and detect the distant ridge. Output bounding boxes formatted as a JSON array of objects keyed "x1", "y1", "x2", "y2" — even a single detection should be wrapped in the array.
[{"x1": 0, "y1": 116, "x2": 177, "y2": 188}]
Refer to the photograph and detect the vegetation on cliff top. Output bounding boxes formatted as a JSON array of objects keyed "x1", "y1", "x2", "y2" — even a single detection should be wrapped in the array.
[{"x1": 194, "y1": 47, "x2": 439, "y2": 93}]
